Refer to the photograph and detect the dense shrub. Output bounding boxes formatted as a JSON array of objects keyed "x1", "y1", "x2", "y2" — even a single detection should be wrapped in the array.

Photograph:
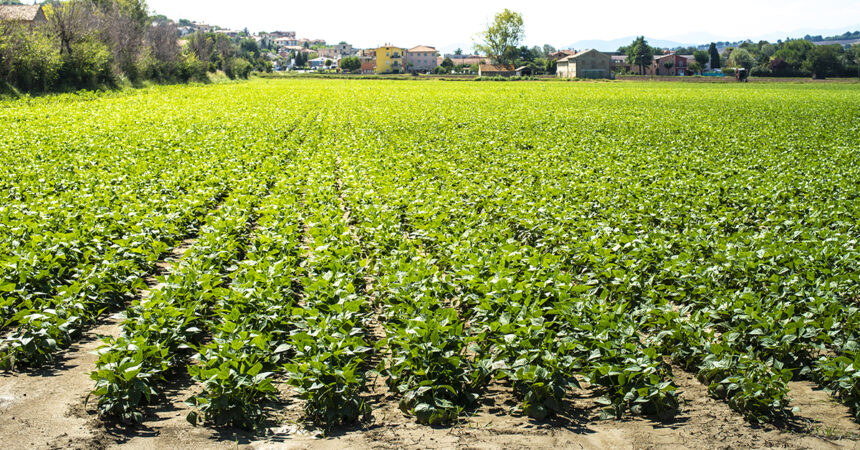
[
  {"x1": 57, "y1": 39, "x2": 115, "y2": 90},
  {"x1": 0, "y1": 25, "x2": 61, "y2": 92},
  {"x1": 224, "y1": 57, "x2": 253, "y2": 80}
]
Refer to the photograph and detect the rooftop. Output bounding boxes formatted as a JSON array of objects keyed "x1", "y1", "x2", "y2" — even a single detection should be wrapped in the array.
[
  {"x1": 559, "y1": 49, "x2": 605, "y2": 61},
  {"x1": 0, "y1": 5, "x2": 42, "y2": 22},
  {"x1": 480, "y1": 64, "x2": 515, "y2": 71}
]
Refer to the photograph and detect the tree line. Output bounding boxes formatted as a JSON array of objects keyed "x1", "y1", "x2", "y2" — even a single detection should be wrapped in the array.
[
  {"x1": 621, "y1": 36, "x2": 858, "y2": 79},
  {"x1": 0, "y1": 0, "x2": 270, "y2": 94}
]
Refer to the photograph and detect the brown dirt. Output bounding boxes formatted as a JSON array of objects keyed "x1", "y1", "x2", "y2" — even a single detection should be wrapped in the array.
[
  {"x1": 3, "y1": 336, "x2": 860, "y2": 449},
  {"x1": 0, "y1": 314, "x2": 121, "y2": 450},
  {"x1": 3, "y1": 227, "x2": 859, "y2": 448}
]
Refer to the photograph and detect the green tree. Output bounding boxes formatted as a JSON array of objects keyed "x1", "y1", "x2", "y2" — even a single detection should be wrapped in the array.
[
  {"x1": 518, "y1": 45, "x2": 534, "y2": 63},
  {"x1": 544, "y1": 57, "x2": 557, "y2": 75},
  {"x1": 804, "y1": 45, "x2": 840, "y2": 79},
  {"x1": 851, "y1": 43, "x2": 860, "y2": 79},
  {"x1": 626, "y1": 36, "x2": 655, "y2": 75},
  {"x1": 441, "y1": 57, "x2": 454, "y2": 69},
  {"x1": 473, "y1": 9, "x2": 524, "y2": 65},
  {"x1": 689, "y1": 61, "x2": 702, "y2": 74},
  {"x1": 339, "y1": 55, "x2": 360, "y2": 72},
  {"x1": 728, "y1": 47, "x2": 755, "y2": 70},
  {"x1": 708, "y1": 42, "x2": 720, "y2": 69},
  {"x1": 0, "y1": 21, "x2": 61, "y2": 91},
  {"x1": 454, "y1": 48, "x2": 463, "y2": 56},
  {"x1": 772, "y1": 40, "x2": 815, "y2": 71},
  {"x1": 693, "y1": 50, "x2": 709, "y2": 71}
]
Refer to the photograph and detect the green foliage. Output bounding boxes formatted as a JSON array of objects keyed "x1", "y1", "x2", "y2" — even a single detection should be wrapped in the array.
[
  {"x1": 728, "y1": 47, "x2": 755, "y2": 70},
  {"x1": 473, "y1": 9, "x2": 525, "y2": 65},
  {"x1": 626, "y1": 36, "x2": 656, "y2": 74},
  {"x1": 0, "y1": 23, "x2": 61, "y2": 92},
  {"x1": 224, "y1": 57, "x2": 252, "y2": 80},
  {"x1": 709, "y1": 42, "x2": 721, "y2": 69},
  {"x1": 1, "y1": 79, "x2": 859, "y2": 436},
  {"x1": 339, "y1": 56, "x2": 361, "y2": 72},
  {"x1": 693, "y1": 50, "x2": 710, "y2": 69},
  {"x1": 805, "y1": 45, "x2": 842, "y2": 79}
]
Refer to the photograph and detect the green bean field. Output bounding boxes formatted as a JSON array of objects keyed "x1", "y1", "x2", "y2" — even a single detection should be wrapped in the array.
[{"x1": 1, "y1": 78, "x2": 859, "y2": 448}]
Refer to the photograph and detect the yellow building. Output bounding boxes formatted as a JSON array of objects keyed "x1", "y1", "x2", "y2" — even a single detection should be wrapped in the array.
[{"x1": 375, "y1": 45, "x2": 405, "y2": 74}]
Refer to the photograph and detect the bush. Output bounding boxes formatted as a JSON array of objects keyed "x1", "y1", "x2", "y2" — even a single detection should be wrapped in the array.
[
  {"x1": 178, "y1": 54, "x2": 209, "y2": 82},
  {"x1": 58, "y1": 39, "x2": 115, "y2": 91},
  {"x1": 473, "y1": 75, "x2": 537, "y2": 82},
  {"x1": 224, "y1": 58, "x2": 253, "y2": 80},
  {"x1": 0, "y1": 24, "x2": 61, "y2": 92}
]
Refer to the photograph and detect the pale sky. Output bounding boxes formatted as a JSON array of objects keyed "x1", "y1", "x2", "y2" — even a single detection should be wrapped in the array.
[{"x1": 148, "y1": 0, "x2": 860, "y2": 52}]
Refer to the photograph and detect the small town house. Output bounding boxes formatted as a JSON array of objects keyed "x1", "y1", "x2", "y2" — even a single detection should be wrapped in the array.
[
  {"x1": 556, "y1": 49, "x2": 611, "y2": 79},
  {"x1": 376, "y1": 45, "x2": 405, "y2": 74},
  {"x1": 0, "y1": 5, "x2": 47, "y2": 27},
  {"x1": 478, "y1": 64, "x2": 516, "y2": 77}
]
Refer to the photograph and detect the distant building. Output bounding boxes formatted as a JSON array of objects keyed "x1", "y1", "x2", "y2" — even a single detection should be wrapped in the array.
[
  {"x1": 309, "y1": 57, "x2": 334, "y2": 69},
  {"x1": 254, "y1": 34, "x2": 272, "y2": 48},
  {"x1": 647, "y1": 53, "x2": 690, "y2": 76},
  {"x1": 216, "y1": 29, "x2": 244, "y2": 38},
  {"x1": 376, "y1": 45, "x2": 405, "y2": 74},
  {"x1": 360, "y1": 61, "x2": 376, "y2": 74},
  {"x1": 556, "y1": 49, "x2": 611, "y2": 79},
  {"x1": 0, "y1": 5, "x2": 47, "y2": 27},
  {"x1": 515, "y1": 66, "x2": 533, "y2": 76},
  {"x1": 547, "y1": 50, "x2": 577, "y2": 61},
  {"x1": 299, "y1": 38, "x2": 326, "y2": 47},
  {"x1": 442, "y1": 55, "x2": 489, "y2": 67},
  {"x1": 274, "y1": 37, "x2": 299, "y2": 47},
  {"x1": 478, "y1": 64, "x2": 516, "y2": 77},
  {"x1": 406, "y1": 45, "x2": 438, "y2": 73},
  {"x1": 610, "y1": 55, "x2": 633, "y2": 73},
  {"x1": 268, "y1": 31, "x2": 296, "y2": 40},
  {"x1": 318, "y1": 44, "x2": 353, "y2": 59},
  {"x1": 192, "y1": 22, "x2": 212, "y2": 33}
]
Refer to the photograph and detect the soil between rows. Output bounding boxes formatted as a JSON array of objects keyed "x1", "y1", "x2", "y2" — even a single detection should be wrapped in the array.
[
  {"x1": 1, "y1": 222, "x2": 859, "y2": 449},
  {"x1": 1, "y1": 316, "x2": 859, "y2": 449}
]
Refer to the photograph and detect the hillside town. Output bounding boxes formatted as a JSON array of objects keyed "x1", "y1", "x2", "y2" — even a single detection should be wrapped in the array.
[
  {"x1": 158, "y1": 15, "x2": 858, "y2": 79},
  {"x1": 1, "y1": 3, "x2": 858, "y2": 94}
]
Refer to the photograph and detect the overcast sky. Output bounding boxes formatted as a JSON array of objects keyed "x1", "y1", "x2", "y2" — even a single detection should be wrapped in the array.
[{"x1": 147, "y1": 0, "x2": 860, "y2": 51}]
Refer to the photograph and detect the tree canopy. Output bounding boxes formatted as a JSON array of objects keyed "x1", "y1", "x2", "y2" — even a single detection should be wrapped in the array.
[
  {"x1": 625, "y1": 36, "x2": 655, "y2": 75},
  {"x1": 473, "y1": 9, "x2": 524, "y2": 65}
]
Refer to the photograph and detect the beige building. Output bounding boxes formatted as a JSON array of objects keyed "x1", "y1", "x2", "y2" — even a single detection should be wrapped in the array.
[
  {"x1": 478, "y1": 64, "x2": 516, "y2": 77},
  {"x1": 406, "y1": 45, "x2": 438, "y2": 72},
  {"x1": 0, "y1": 5, "x2": 47, "y2": 27},
  {"x1": 318, "y1": 43, "x2": 354, "y2": 59},
  {"x1": 557, "y1": 49, "x2": 611, "y2": 79}
]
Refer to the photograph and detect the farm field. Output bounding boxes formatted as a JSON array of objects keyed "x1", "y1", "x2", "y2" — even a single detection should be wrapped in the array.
[{"x1": 0, "y1": 78, "x2": 859, "y2": 449}]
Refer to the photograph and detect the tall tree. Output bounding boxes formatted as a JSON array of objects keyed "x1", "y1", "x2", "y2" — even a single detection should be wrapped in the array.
[
  {"x1": 626, "y1": 36, "x2": 655, "y2": 75},
  {"x1": 693, "y1": 50, "x2": 709, "y2": 70},
  {"x1": 473, "y1": 9, "x2": 524, "y2": 65},
  {"x1": 708, "y1": 42, "x2": 721, "y2": 69},
  {"x1": 805, "y1": 45, "x2": 840, "y2": 79}
]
